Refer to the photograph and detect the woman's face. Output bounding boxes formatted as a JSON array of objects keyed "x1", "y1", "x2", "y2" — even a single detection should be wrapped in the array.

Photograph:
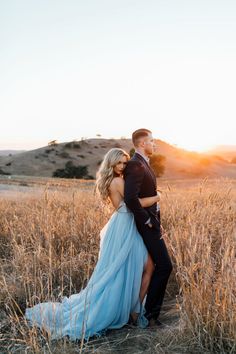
[{"x1": 113, "y1": 155, "x2": 128, "y2": 176}]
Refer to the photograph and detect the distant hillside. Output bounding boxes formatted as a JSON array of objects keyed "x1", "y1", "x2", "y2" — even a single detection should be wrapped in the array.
[
  {"x1": 0, "y1": 139, "x2": 235, "y2": 179},
  {"x1": 206, "y1": 145, "x2": 236, "y2": 162},
  {"x1": 0, "y1": 150, "x2": 26, "y2": 156}
]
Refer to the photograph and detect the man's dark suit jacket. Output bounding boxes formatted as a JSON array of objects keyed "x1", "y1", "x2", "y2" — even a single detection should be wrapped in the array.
[{"x1": 124, "y1": 153, "x2": 160, "y2": 232}]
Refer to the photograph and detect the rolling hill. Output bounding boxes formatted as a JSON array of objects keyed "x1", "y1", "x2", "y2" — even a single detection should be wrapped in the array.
[
  {"x1": 0, "y1": 139, "x2": 235, "y2": 179},
  {"x1": 206, "y1": 145, "x2": 236, "y2": 162}
]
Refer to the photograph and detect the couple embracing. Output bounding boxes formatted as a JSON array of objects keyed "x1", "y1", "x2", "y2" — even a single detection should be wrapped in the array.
[{"x1": 26, "y1": 128, "x2": 173, "y2": 340}]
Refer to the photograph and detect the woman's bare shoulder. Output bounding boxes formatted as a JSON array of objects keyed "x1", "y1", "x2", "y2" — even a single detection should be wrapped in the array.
[{"x1": 109, "y1": 177, "x2": 124, "y2": 190}]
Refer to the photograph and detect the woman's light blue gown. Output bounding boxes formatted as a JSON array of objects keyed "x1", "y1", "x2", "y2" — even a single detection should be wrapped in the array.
[{"x1": 25, "y1": 202, "x2": 148, "y2": 340}]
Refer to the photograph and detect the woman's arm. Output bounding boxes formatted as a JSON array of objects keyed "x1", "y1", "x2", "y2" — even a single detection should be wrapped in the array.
[
  {"x1": 139, "y1": 193, "x2": 160, "y2": 208},
  {"x1": 111, "y1": 176, "x2": 160, "y2": 208}
]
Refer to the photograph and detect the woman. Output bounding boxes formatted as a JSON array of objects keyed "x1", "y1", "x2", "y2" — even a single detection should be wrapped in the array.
[{"x1": 25, "y1": 148, "x2": 159, "y2": 340}]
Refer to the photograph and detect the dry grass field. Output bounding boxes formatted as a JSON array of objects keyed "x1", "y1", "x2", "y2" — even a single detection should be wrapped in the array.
[{"x1": 0, "y1": 177, "x2": 235, "y2": 353}]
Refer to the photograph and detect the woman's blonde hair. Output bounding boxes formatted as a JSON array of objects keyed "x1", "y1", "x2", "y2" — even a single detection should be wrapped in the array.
[{"x1": 95, "y1": 148, "x2": 130, "y2": 202}]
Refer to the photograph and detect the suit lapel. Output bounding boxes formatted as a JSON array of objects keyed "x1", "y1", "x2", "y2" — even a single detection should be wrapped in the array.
[{"x1": 133, "y1": 153, "x2": 157, "y2": 187}]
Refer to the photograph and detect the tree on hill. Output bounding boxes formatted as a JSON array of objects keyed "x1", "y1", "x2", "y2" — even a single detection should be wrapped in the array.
[
  {"x1": 48, "y1": 140, "x2": 58, "y2": 147},
  {"x1": 150, "y1": 154, "x2": 166, "y2": 177},
  {"x1": 53, "y1": 161, "x2": 91, "y2": 179},
  {"x1": 129, "y1": 148, "x2": 135, "y2": 158},
  {"x1": 129, "y1": 149, "x2": 166, "y2": 177}
]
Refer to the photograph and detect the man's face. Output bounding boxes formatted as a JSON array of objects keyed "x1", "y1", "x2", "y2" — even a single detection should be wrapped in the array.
[{"x1": 143, "y1": 133, "x2": 155, "y2": 156}]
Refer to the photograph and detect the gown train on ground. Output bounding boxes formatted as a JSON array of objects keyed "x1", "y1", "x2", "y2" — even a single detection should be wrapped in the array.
[{"x1": 25, "y1": 202, "x2": 148, "y2": 340}]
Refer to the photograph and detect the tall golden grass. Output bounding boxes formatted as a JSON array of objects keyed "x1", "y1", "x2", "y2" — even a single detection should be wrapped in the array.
[
  {"x1": 0, "y1": 178, "x2": 235, "y2": 353},
  {"x1": 162, "y1": 178, "x2": 236, "y2": 353}
]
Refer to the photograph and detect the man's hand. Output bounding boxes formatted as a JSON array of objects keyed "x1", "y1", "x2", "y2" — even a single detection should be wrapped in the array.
[{"x1": 156, "y1": 191, "x2": 161, "y2": 202}]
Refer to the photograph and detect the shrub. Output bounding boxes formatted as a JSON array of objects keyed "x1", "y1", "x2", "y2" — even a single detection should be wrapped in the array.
[
  {"x1": 53, "y1": 161, "x2": 89, "y2": 179},
  {"x1": 0, "y1": 168, "x2": 10, "y2": 175},
  {"x1": 45, "y1": 149, "x2": 55, "y2": 154},
  {"x1": 58, "y1": 151, "x2": 70, "y2": 159},
  {"x1": 64, "y1": 142, "x2": 81, "y2": 149},
  {"x1": 150, "y1": 154, "x2": 166, "y2": 177},
  {"x1": 87, "y1": 174, "x2": 95, "y2": 180}
]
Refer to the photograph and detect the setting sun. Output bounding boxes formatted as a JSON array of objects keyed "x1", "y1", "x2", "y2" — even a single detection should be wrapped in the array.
[
  {"x1": 178, "y1": 142, "x2": 215, "y2": 153},
  {"x1": 1, "y1": 1, "x2": 236, "y2": 151}
]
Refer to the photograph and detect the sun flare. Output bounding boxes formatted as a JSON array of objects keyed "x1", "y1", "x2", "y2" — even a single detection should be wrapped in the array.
[{"x1": 179, "y1": 142, "x2": 215, "y2": 153}]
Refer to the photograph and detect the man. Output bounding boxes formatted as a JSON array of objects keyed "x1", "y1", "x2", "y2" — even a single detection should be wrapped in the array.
[{"x1": 124, "y1": 128, "x2": 172, "y2": 326}]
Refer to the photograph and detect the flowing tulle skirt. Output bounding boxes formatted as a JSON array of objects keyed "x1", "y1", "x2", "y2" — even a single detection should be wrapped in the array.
[{"x1": 25, "y1": 202, "x2": 148, "y2": 340}]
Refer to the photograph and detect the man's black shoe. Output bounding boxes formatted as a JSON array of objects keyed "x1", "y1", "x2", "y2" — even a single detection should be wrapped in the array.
[{"x1": 148, "y1": 318, "x2": 168, "y2": 328}]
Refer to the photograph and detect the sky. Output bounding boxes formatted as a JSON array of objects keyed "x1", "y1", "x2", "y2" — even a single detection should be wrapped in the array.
[{"x1": 1, "y1": 0, "x2": 236, "y2": 152}]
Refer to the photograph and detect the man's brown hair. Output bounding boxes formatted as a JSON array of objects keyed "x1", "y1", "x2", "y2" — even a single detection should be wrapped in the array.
[{"x1": 132, "y1": 128, "x2": 152, "y2": 147}]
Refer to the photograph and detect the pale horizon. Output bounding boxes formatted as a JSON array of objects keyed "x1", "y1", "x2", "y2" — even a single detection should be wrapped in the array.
[{"x1": 1, "y1": 0, "x2": 236, "y2": 153}]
